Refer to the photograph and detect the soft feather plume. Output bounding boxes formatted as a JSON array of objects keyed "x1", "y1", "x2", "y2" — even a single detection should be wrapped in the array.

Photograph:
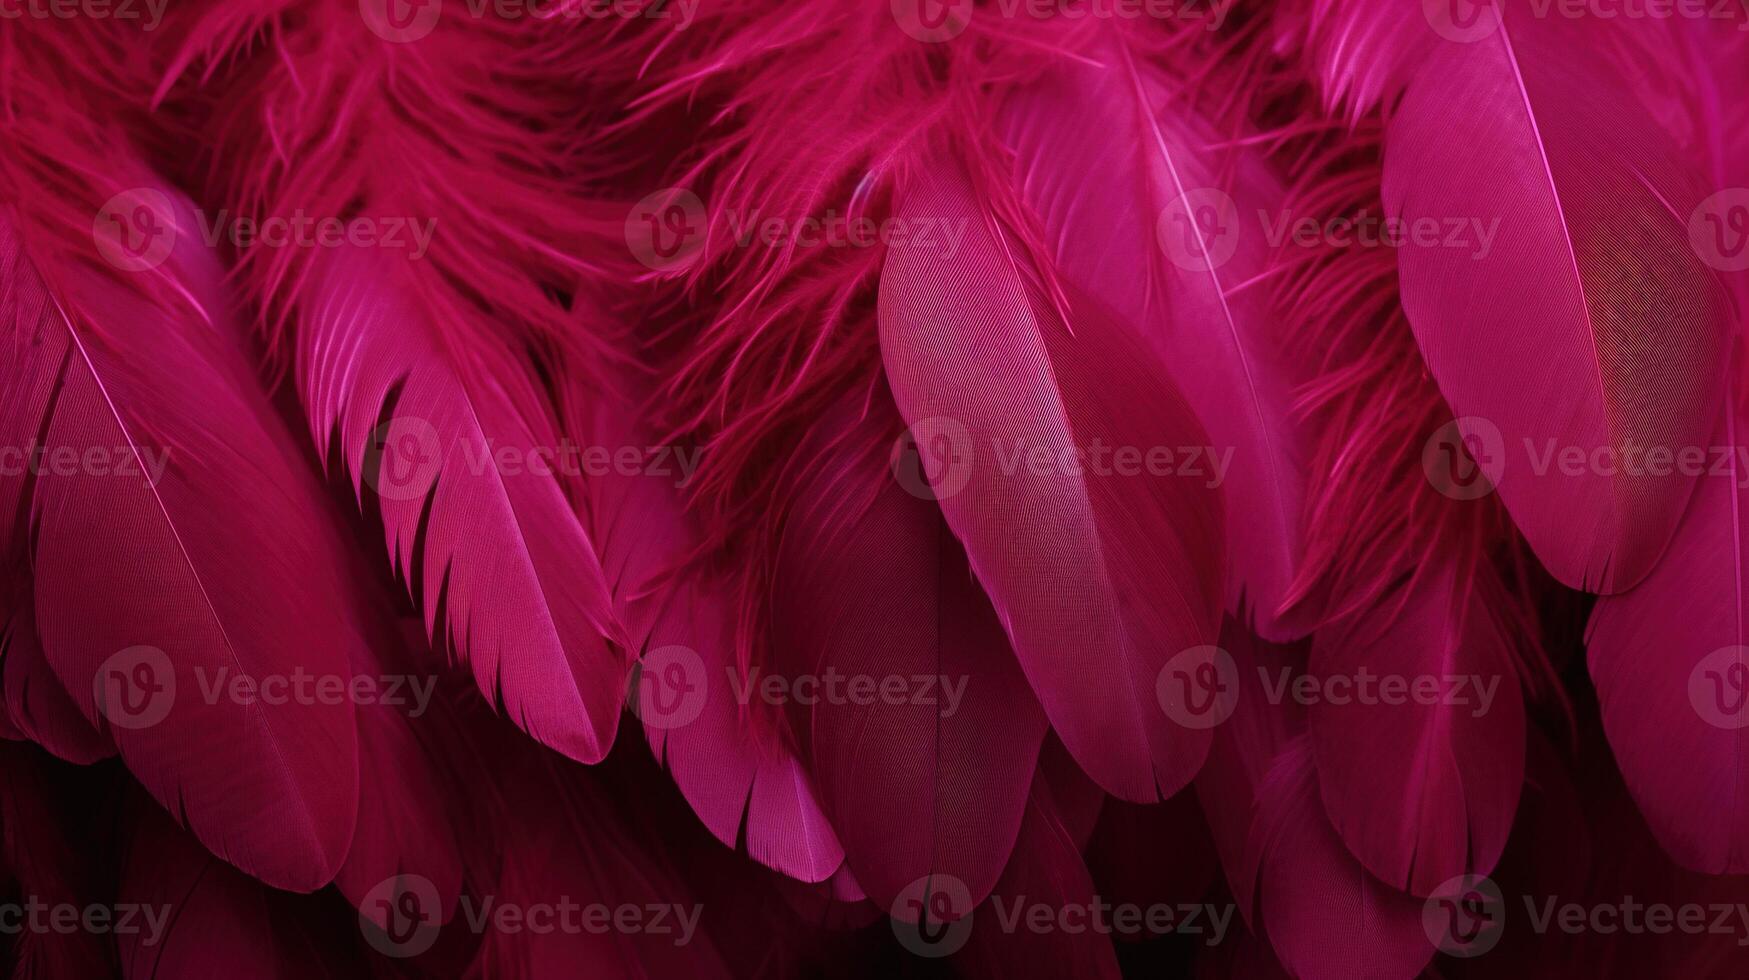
[
  {"x1": 1194, "y1": 622, "x2": 1435, "y2": 979},
  {"x1": 154, "y1": 1, "x2": 639, "y2": 764}
]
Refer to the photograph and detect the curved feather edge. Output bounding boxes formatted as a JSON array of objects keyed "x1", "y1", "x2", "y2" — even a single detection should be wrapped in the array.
[
  {"x1": 772, "y1": 395, "x2": 1048, "y2": 910},
  {"x1": 999, "y1": 28, "x2": 1310, "y2": 640},
  {"x1": 0, "y1": 195, "x2": 361, "y2": 893},
  {"x1": 1309, "y1": 555, "x2": 1527, "y2": 896},
  {"x1": 1378, "y1": 0, "x2": 1733, "y2": 592},
  {"x1": 298, "y1": 245, "x2": 627, "y2": 764},
  {"x1": 877, "y1": 151, "x2": 1225, "y2": 802},
  {"x1": 549, "y1": 351, "x2": 844, "y2": 884},
  {"x1": 1194, "y1": 621, "x2": 1435, "y2": 979}
]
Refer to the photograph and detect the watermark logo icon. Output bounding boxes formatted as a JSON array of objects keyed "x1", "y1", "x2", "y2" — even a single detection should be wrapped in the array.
[
  {"x1": 1423, "y1": 0, "x2": 1500, "y2": 42},
  {"x1": 891, "y1": 0, "x2": 972, "y2": 41},
  {"x1": 1157, "y1": 188, "x2": 1240, "y2": 272},
  {"x1": 626, "y1": 188, "x2": 707, "y2": 272},
  {"x1": 1423, "y1": 874, "x2": 1505, "y2": 957},
  {"x1": 360, "y1": 874, "x2": 441, "y2": 957},
  {"x1": 92, "y1": 646, "x2": 175, "y2": 730},
  {"x1": 891, "y1": 874, "x2": 974, "y2": 957},
  {"x1": 629, "y1": 645, "x2": 708, "y2": 730},
  {"x1": 1423, "y1": 416, "x2": 1505, "y2": 500},
  {"x1": 891, "y1": 416, "x2": 974, "y2": 501},
  {"x1": 1157, "y1": 645, "x2": 1240, "y2": 729},
  {"x1": 1691, "y1": 646, "x2": 1749, "y2": 730},
  {"x1": 94, "y1": 189, "x2": 177, "y2": 273},
  {"x1": 365, "y1": 416, "x2": 444, "y2": 502},
  {"x1": 360, "y1": 0, "x2": 443, "y2": 42},
  {"x1": 1690, "y1": 189, "x2": 1749, "y2": 272}
]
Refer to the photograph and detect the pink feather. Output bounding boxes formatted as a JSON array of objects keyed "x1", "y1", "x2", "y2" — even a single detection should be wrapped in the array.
[
  {"x1": 772, "y1": 396, "x2": 1048, "y2": 911},
  {"x1": 296, "y1": 246, "x2": 627, "y2": 764},
  {"x1": 1195, "y1": 621, "x2": 1435, "y2": 978},
  {"x1": 878, "y1": 152, "x2": 1225, "y2": 803},
  {"x1": 1365, "y1": 0, "x2": 1732, "y2": 591},
  {"x1": 1582, "y1": 11, "x2": 1749, "y2": 877},
  {"x1": 957, "y1": 764, "x2": 1123, "y2": 980},
  {"x1": 1310, "y1": 553, "x2": 1527, "y2": 896},
  {"x1": 1000, "y1": 27, "x2": 1311, "y2": 640},
  {"x1": 118, "y1": 801, "x2": 347, "y2": 979},
  {"x1": 0, "y1": 598, "x2": 114, "y2": 765},
  {"x1": 0, "y1": 196, "x2": 360, "y2": 892}
]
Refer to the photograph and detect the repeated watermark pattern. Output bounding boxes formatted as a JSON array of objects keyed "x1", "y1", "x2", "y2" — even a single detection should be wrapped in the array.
[
  {"x1": 890, "y1": 417, "x2": 1234, "y2": 503},
  {"x1": 1157, "y1": 190, "x2": 1504, "y2": 272},
  {"x1": 726, "y1": 210, "x2": 970, "y2": 259},
  {"x1": 0, "y1": 0, "x2": 167, "y2": 29},
  {"x1": 889, "y1": 874, "x2": 1234, "y2": 958},
  {"x1": 0, "y1": 443, "x2": 170, "y2": 485},
  {"x1": 1424, "y1": 874, "x2": 1749, "y2": 958},
  {"x1": 628, "y1": 646, "x2": 970, "y2": 731},
  {"x1": 92, "y1": 646, "x2": 438, "y2": 730},
  {"x1": 0, "y1": 899, "x2": 170, "y2": 946},
  {"x1": 93, "y1": 190, "x2": 437, "y2": 272},
  {"x1": 1421, "y1": 416, "x2": 1749, "y2": 502},
  {"x1": 1692, "y1": 646, "x2": 1749, "y2": 730},
  {"x1": 1692, "y1": 189, "x2": 1749, "y2": 271},
  {"x1": 891, "y1": 0, "x2": 1233, "y2": 42},
  {"x1": 1155, "y1": 647, "x2": 1505, "y2": 729},
  {"x1": 360, "y1": 0, "x2": 695, "y2": 42},
  {"x1": 364, "y1": 415, "x2": 703, "y2": 502},
  {"x1": 360, "y1": 874, "x2": 700, "y2": 959}
]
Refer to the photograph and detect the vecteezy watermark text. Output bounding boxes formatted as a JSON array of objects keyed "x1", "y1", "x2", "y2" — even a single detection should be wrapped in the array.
[
  {"x1": 0, "y1": 443, "x2": 170, "y2": 485},
  {"x1": 0, "y1": 899, "x2": 170, "y2": 946},
  {"x1": 891, "y1": 417, "x2": 1234, "y2": 502},
  {"x1": 92, "y1": 646, "x2": 439, "y2": 731},
  {"x1": 360, "y1": 874, "x2": 701, "y2": 958},
  {"x1": 0, "y1": 0, "x2": 167, "y2": 30},
  {"x1": 890, "y1": 0, "x2": 1234, "y2": 43}
]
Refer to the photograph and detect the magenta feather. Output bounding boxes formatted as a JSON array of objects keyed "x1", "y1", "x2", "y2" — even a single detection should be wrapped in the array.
[
  {"x1": 297, "y1": 247, "x2": 627, "y2": 764},
  {"x1": 0, "y1": 199, "x2": 361, "y2": 892},
  {"x1": 1582, "y1": 12, "x2": 1749, "y2": 877},
  {"x1": 1195, "y1": 622, "x2": 1435, "y2": 977},
  {"x1": 1310, "y1": 553, "x2": 1527, "y2": 895},
  {"x1": 0, "y1": 744, "x2": 114, "y2": 979},
  {"x1": 958, "y1": 765, "x2": 1123, "y2": 980},
  {"x1": 550, "y1": 352, "x2": 845, "y2": 883},
  {"x1": 1248, "y1": 739, "x2": 1434, "y2": 980},
  {"x1": 1358, "y1": 0, "x2": 1731, "y2": 591},
  {"x1": 1000, "y1": 28, "x2": 1311, "y2": 640},
  {"x1": 641, "y1": 577, "x2": 847, "y2": 885},
  {"x1": 772, "y1": 397, "x2": 1048, "y2": 911},
  {"x1": 0, "y1": 599, "x2": 113, "y2": 766},
  {"x1": 118, "y1": 802, "x2": 341, "y2": 979},
  {"x1": 879, "y1": 153, "x2": 1225, "y2": 803}
]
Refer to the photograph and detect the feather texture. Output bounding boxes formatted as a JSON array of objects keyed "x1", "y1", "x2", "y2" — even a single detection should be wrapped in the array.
[
  {"x1": 1195, "y1": 622, "x2": 1435, "y2": 977},
  {"x1": 772, "y1": 396, "x2": 1047, "y2": 911},
  {"x1": 0, "y1": 598, "x2": 113, "y2": 765},
  {"x1": 1310, "y1": 554, "x2": 1526, "y2": 896},
  {"x1": 1373, "y1": 1, "x2": 1733, "y2": 591},
  {"x1": 298, "y1": 246, "x2": 626, "y2": 763},
  {"x1": 0, "y1": 197, "x2": 360, "y2": 892},
  {"x1": 878, "y1": 153, "x2": 1224, "y2": 802},
  {"x1": 1000, "y1": 29, "x2": 1310, "y2": 640}
]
